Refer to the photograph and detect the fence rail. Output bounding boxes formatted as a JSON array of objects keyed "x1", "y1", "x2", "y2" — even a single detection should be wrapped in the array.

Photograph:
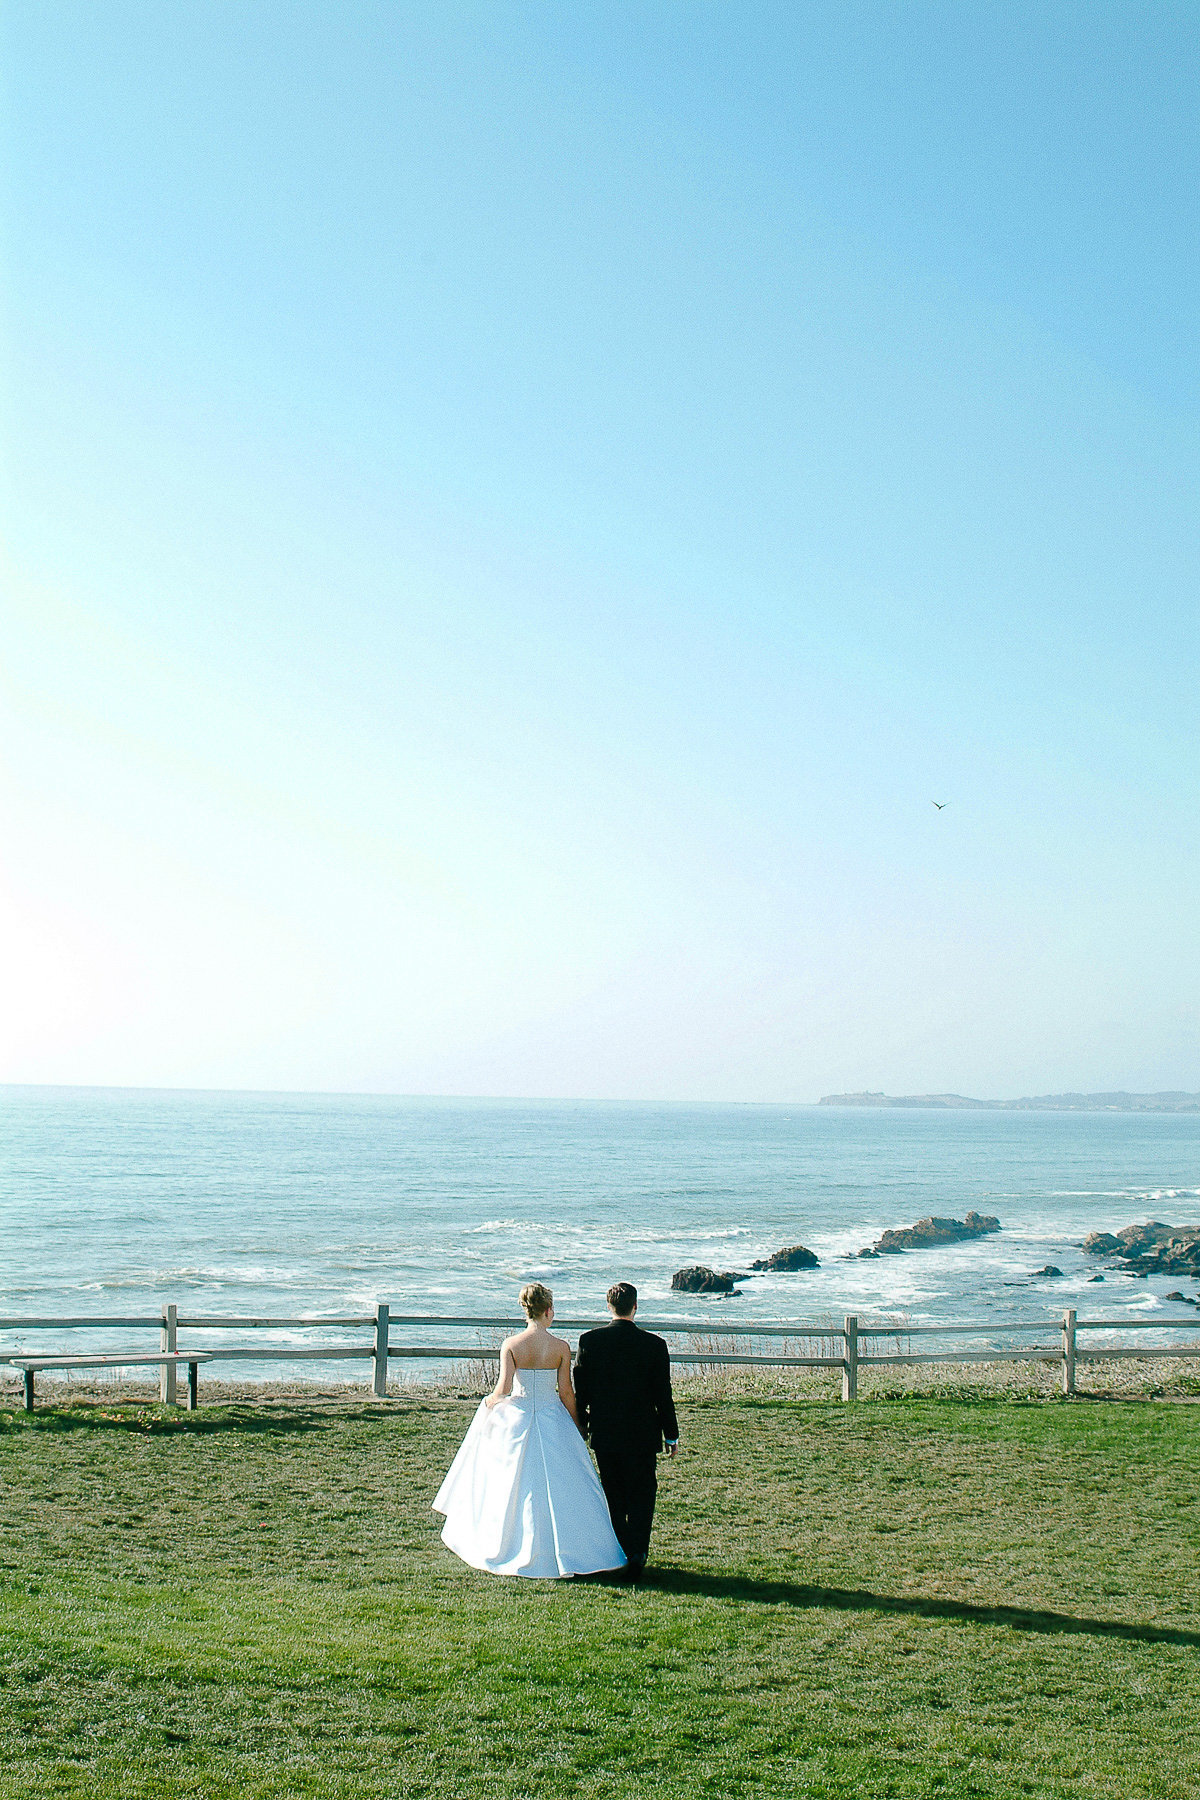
[{"x1": 3, "y1": 1304, "x2": 1200, "y2": 1408}]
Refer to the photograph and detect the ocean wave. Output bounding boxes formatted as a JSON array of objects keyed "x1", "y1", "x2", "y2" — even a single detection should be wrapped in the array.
[
  {"x1": 1048, "y1": 1188, "x2": 1200, "y2": 1200},
  {"x1": 60, "y1": 1264, "x2": 319, "y2": 1290}
]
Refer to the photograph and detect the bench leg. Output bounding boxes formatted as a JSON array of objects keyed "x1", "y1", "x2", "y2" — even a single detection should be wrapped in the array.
[
  {"x1": 24, "y1": 1369, "x2": 34, "y2": 1413},
  {"x1": 187, "y1": 1360, "x2": 199, "y2": 1411}
]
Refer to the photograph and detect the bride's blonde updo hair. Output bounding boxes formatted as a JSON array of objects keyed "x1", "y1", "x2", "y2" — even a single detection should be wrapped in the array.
[{"x1": 519, "y1": 1282, "x2": 553, "y2": 1320}]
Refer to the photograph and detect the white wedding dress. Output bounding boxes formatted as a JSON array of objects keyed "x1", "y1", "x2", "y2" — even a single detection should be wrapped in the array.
[{"x1": 433, "y1": 1368, "x2": 626, "y2": 1578}]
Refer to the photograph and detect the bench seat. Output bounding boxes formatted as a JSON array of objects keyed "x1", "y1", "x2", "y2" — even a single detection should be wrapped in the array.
[{"x1": 4, "y1": 1352, "x2": 214, "y2": 1413}]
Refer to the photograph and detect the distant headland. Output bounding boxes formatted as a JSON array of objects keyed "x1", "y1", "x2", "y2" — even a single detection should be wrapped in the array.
[{"x1": 819, "y1": 1091, "x2": 1200, "y2": 1112}]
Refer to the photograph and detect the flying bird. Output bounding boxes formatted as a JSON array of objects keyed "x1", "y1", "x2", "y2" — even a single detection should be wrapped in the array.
[{"x1": 932, "y1": 801, "x2": 948, "y2": 810}]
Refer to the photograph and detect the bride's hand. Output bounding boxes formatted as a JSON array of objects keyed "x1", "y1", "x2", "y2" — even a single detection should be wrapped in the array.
[{"x1": 484, "y1": 1394, "x2": 506, "y2": 1409}]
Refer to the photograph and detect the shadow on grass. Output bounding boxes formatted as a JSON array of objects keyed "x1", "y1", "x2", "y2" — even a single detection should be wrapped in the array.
[
  {"x1": 0, "y1": 1391, "x2": 480, "y2": 1436},
  {"x1": 0, "y1": 1403, "x2": 369, "y2": 1437},
  {"x1": 643, "y1": 1566, "x2": 1200, "y2": 1647}
]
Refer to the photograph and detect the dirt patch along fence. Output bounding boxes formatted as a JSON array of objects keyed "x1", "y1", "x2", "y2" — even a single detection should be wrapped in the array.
[{"x1": 4, "y1": 1306, "x2": 1200, "y2": 1407}]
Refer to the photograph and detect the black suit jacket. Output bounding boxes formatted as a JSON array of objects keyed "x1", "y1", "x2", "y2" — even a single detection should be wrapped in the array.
[{"x1": 573, "y1": 1319, "x2": 678, "y2": 1455}]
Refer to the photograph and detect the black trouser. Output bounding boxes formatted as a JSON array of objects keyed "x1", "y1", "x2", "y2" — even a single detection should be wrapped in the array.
[{"x1": 594, "y1": 1445, "x2": 658, "y2": 1563}]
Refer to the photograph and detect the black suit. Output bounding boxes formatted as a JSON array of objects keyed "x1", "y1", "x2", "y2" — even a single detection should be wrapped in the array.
[{"x1": 573, "y1": 1319, "x2": 678, "y2": 1563}]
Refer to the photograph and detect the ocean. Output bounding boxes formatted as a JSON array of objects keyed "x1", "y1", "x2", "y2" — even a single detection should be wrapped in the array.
[{"x1": 2, "y1": 1087, "x2": 1198, "y2": 1377}]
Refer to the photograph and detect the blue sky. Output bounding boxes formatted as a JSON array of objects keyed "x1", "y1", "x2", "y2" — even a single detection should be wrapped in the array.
[{"x1": 2, "y1": 2, "x2": 1197, "y2": 1099}]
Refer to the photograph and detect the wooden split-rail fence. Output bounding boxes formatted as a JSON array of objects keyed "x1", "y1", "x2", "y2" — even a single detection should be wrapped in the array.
[{"x1": 3, "y1": 1306, "x2": 1200, "y2": 1410}]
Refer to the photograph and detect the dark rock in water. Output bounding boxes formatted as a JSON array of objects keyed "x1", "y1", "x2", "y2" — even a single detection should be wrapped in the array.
[
  {"x1": 1084, "y1": 1221, "x2": 1200, "y2": 1276},
  {"x1": 671, "y1": 1265, "x2": 736, "y2": 1295},
  {"x1": 1087, "y1": 1273, "x2": 1105, "y2": 1282},
  {"x1": 857, "y1": 1247, "x2": 881, "y2": 1259},
  {"x1": 1166, "y1": 1291, "x2": 1187, "y2": 1302},
  {"x1": 1124, "y1": 1242, "x2": 1200, "y2": 1276},
  {"x1": 1116, "y1": 1220, "x2": 1199, "y2": 1254},
  {"x1": 867, "y1": 1212, "x2": 1001, "y2": 1255},
  {"x1": 1035, "y1": 1265, "x2": 1064, "y2": 1278},
  {"x1": 749, "y1": 1244, "x2": 820, "y2": 1272}
]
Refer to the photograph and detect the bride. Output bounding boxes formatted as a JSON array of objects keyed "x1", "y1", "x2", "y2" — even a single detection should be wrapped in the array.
[{"x1": 433, "y1": 1283, "x2": 626, "y2": 1579}]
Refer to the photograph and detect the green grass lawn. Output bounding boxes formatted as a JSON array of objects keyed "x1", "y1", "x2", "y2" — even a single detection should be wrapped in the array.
[{"x1": 1, "y1": 1388, "x2": 1197, "y2": 1798}]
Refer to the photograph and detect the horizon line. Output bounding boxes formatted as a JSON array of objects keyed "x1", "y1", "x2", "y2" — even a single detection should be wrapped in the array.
[
  {"x1": 1, "y1": 1080, "x2": 1196, "y2": 1108},
  {"x1": 0, "y1": 1080, "x2": 820, "y2": 1105}
]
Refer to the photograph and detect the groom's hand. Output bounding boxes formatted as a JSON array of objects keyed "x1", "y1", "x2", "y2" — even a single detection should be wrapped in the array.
[{"x1": 664, "y1": 1440, "x2": 679, "y2": 1458}]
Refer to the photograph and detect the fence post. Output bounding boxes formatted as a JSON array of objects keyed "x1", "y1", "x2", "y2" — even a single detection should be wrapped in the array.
[
  {"x1": 160, "y1": 1303, "x2": 178, "y2": 1405},
  {"x1": 1062, "y1": 1308, "x2": 1076, "y2": 1397},
  {"x1": 842, "y1": 1314, "x2": 858, "y2": 1402},
  {"x1": 372, "y1": 1303, "x2": 390, "y2": 1398}
]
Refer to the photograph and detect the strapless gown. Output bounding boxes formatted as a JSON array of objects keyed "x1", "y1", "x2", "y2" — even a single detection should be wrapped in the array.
[{"x1": 433, "y1": 1368, "x2": 627, "y2": 1578}]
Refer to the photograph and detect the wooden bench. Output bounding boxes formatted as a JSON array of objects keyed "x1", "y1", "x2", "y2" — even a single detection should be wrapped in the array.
[{"x1": 5, "y1": 1352, "x2": 214, "y2": 1414}]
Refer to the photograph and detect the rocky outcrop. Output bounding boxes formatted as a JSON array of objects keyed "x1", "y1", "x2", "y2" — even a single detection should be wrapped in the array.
[
  {"x1": 867, "y1": 1212, "x2": 1001, "y2": 1255},
  {"x1": 1033, "y1": 1265, "x2": 1064, "y2": 1277},
  {"x1": 671, "y1": 1265, "x2": 741, "y2": 1295},
  {"x1": 1083, "y1": 1221, "x2": 1200, "y2": 1276},
  {"x1": 749, "y1": 1244, "x2": 820, "y2": 1272},
  {"x1": 1124, "y1": 1239, "x2": 1200, "y2": 1276}
]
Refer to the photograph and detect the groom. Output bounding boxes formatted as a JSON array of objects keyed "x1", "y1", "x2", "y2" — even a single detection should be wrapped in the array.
[{"x1": 573, "y1": 1282, "x2": 678, "y2": 1578}]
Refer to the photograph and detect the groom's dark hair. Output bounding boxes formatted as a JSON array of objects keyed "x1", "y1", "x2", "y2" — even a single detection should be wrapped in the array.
[{"x1": 607, "y1": 1282, "x2": 637, "y2": 1317}]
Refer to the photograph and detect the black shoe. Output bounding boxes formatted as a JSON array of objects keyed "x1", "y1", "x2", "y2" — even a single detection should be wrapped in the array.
[{"x1": 624, "y1": 1556, "x2": 646, "y2": 1583}]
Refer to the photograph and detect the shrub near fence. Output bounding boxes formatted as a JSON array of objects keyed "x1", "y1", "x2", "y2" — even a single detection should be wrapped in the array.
[{"x1": 4, "y1": 1305, "x2": 1200, "y2": 1409}]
